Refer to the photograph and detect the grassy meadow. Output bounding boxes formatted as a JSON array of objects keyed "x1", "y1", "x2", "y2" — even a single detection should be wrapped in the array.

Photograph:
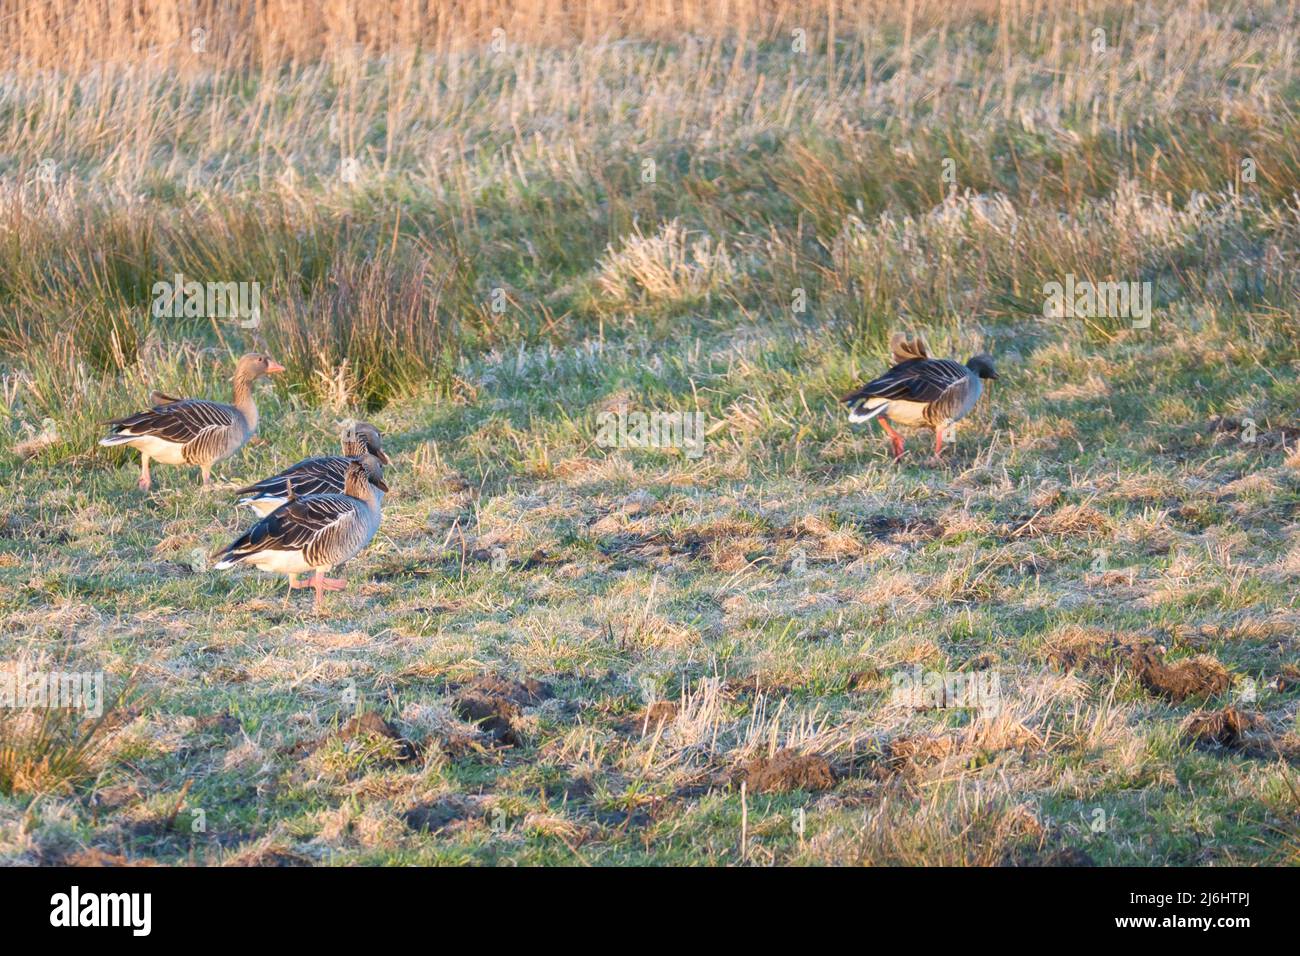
[{"x1": 1, "y1": 0, "x2": 1299, "y2": 866}]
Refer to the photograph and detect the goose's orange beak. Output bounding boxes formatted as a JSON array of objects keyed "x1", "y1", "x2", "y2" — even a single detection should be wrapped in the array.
[
  {"x1": 370, "y1": 476, "x2": 390, "y2": 493},
  {"x1": 266, "y1": 360, "x2": 286, "y2": 374}
]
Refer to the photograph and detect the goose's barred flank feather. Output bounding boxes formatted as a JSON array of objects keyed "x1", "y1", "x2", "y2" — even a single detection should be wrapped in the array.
[
  {"x1": 106, "y1": 397, "x2": 239, "y2": 450},
  {"x1": 236, "y1": 455, "x2": 358, "y2": 501},
  {"x1": 218, "y1": 493, "x2": 374, "y2": 569}
]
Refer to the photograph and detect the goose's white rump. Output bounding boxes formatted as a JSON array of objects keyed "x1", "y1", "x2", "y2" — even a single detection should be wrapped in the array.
[
  {"x1": 98, "y1": 432, "x2": 188, "y2": 464},
  {"x1": 847, "y1": 398, "x2": 930, "y2": 426},
  {"x1": 214, "y1": 548, "x2": 316, "y2": 575}
]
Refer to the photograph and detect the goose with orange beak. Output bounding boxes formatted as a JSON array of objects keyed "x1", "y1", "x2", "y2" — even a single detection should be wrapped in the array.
[
  {"x1": 100, "y1": 353, "x2": 285, "y2": 489},
  {"x1": 213, "y1": 460, "x2": 386, "y2": 614}
]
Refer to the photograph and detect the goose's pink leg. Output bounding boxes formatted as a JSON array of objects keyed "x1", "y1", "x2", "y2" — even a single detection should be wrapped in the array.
[
  {"x1": 138, "y1": 453, "x2": 152, "y2": 491},
  {"x1": 312, "y1": 570, "x2": 326, "y2": 613},
  {"x1": 878, "y1": 418, "x2": 906, "y2": 461},
  {"x1": 310, "y1": 571, "x2": 347, "y2": 613},
  {"x1": 934, "y1": 428, "x2": 944, "y2": 457}
]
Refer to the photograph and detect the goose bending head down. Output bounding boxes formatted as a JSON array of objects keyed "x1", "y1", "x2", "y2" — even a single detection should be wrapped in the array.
[
  {"x1": 841, "y1": 333, "x2": 998, "y2": 462},
  {"x1": 234, "y1": 421, "x2": 390, "y2": 517},
  {"x1": 99, "y1": 353, "x2": 284, "y2": 490},
  {"x1": 213, "y1": 460, "x2": 387, "y2": 614}
]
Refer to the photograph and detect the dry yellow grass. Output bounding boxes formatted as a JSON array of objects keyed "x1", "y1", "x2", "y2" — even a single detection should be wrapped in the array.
[{"x1": 8, "y1": 0, "x2": 1022, "y2": 72}]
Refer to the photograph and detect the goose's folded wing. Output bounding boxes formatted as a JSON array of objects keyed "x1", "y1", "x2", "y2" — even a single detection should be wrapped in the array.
[
  {"x1": 107, "y1": 399, "x2": 236, "y2": 445},
  {"x1": 842, "y1": 358, "x2": 969, "y2": 405},
  {"x1": 235, "y1": 456, "x2": 349, "y2": 498},
  {"x1": 219, "y1": 496, "x2": 355, "y2": 560}
]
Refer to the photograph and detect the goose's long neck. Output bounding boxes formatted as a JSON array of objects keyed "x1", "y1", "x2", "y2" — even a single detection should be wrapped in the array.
[
  {"x1": 346, "y1": 478, "x2": 382, "y2": 517},
  {"x1": 232, "y1": 372, "x2": 258, "y2": 432}
]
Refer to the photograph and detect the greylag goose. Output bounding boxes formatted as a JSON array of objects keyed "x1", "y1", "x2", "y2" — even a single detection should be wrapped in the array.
[
  {"x1": 212, "y1": 460, "x2": 386, "y2": 613},
  {"x1": 234, "y1": 422, "x2": 390, "y2": 517},
  {"x1": 100, "y1": 353, "x2": 284, "y2": 489},
  {"x1": 841, "y1": 333, "x2": 998, "y2": 460}
]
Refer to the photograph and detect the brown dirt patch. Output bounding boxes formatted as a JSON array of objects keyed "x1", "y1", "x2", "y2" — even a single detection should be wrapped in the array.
[
  {"x1": 1005, "y1": 842, "x2": 1096, "y2": 867},
  {"x1": 223, "y1": 845, "x2": 314, "y2": 867},
  {"x1": 403, "y1": 796, "x2": 482, "y2": 832},
  {"x1": 598, "y1": 522, "x2": 772, "y2": 569},
  {"x1": 457, "y1": 674, "x2": 552, "y2": 706},
  {"x1": 846, "y1": 668, "x2": 887, "y2": 692},
  {"x1": 338, "y1": 712, "x2": 418, "y2": 764},
  {"x1": 1040, "y1": 846, "x2": 1097, "y2": 866},
  {"x1": 1206, "y1": 415, "x2": 1300, "y2": 451},
  {"x1": 1180, "y1": 707, "x2": 1274, "y2": 756},
  {"x1": 618, "y1": 699, "x2": 678, "y2": 734},
  {"x1": 1044, "y1": 628, "x2": 1155, "y2": 671},
  {"x1": 883, "y1": 734, "x2": 958, "y2": 778},
  {"x1": 839, "y1": 513, "x2": 942, "y2": 542},
  {"x1": 720, "y1": 675, "x2": 796, "y2": 699},
  {"x1": 451, "y1": 674, "x2": 552, "y2": 747},
  {"x1": 734, "y1": 749, "x2": 836, "y2": 794},
  {"x1": 193, "y1": 712, "x2": 240, "y2": 735},
  {"x1": 1132, "y1": 651, "x2": 1230, "y2": 702},
  {"x1": 453, "y1": 693, "x2": 521, "y2": 746},
  {"x1": 464, "y1": 547, "x2": 565, "y2": 571}
]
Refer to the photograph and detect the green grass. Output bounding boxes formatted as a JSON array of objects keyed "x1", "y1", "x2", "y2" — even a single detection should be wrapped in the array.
[{"x1": 2, "y1": 313, "x2": 1297, "y2": 865}]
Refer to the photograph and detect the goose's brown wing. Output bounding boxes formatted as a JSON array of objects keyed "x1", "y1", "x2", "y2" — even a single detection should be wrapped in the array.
[
  {"x1": 106, "y1": 398, "x2": 237, "y2": 445},
  {"x1": 216, "y1": 495, "x2": 355, "y2": 562},
  {"x1": 235, "y1": 456, "x2": 351, "y2": 500},
  {"x1": 841, "y1": 358, "x2": 969, "y2": 405}
]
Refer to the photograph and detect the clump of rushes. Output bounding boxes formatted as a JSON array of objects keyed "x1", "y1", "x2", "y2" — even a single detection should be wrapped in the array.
[
  {"x1": 0, "y1": 669, "x2": 135, "y2": 799},
  {"x1": 266, "y1": 241, "x2": 476, "y2": 410}
]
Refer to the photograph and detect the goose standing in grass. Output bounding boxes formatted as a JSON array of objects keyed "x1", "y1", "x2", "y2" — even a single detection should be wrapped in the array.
[
  {"x1": 234, "y1": 422, "x2": 390, "y2": 517},
  {"x1": 841, "y1": 333, "x2": 998, "y2": 461},
  {"x1": 99, "y1": 353, "x2": 284, "y2": 489},
  {"x1": 212, "y1": 460, "x2": 386, "y2": 613}
]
